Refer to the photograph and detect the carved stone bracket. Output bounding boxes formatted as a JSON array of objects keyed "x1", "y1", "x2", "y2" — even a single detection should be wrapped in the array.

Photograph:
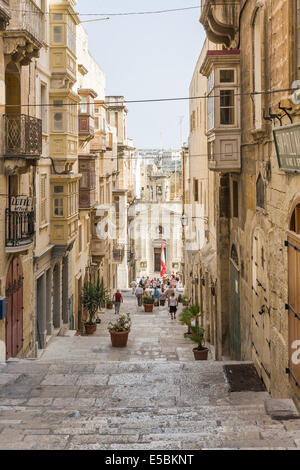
[
  {"x1": 3, "y1": 33, "x2": 41, "y2": 65},
  {"x1": 200, "y1": 0, "x2": 239, "y2": 49}
]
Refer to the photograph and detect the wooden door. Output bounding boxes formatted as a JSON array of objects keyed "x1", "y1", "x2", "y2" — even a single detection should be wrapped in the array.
[
  {"x1": 230, "y1": 261, "x2": 241, "y2": 360},
  {"x1": 287, "y1": 233, "x2": 300, "y2": 399},
  {"x1": 5, "y1": 257, "x2": 23, "y2": 359}
]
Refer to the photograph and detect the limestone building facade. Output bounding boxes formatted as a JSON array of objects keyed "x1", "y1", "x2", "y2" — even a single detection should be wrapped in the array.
[
  {"x1": 186, "y1": 0, "x2": 300, "y2": 402},
  {"x1": 130, "y1": 154, "x2": 183, "y2": 281},
  {"x1": 0, "y1": 0, "x2": 135, "y2": 360}
]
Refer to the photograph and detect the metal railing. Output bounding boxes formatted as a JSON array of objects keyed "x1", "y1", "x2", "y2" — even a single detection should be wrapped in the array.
[
  {"x1": 5, "y1": 209, "x2": 35, "y2": 248},
  {"x1": 4, "y1": 114, "x2": 42, "y2": 157},
  {"x1": 8, "y1": 0, "x2": 43, "y2": 44}
]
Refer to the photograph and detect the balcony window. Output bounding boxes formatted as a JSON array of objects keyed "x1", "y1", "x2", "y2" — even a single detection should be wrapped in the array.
[
  {"x1": 220, "y1": 69, "x2": 235, "y2": 83},
  {"x1": 54, "y1": 198, "x2": 63, "y2": 217},
  {"x1": 220, "y1": 90, "x2": 235, "y2": 125},
  {"x1": 207, "y1": 94, "x2": 214, "y2": 131},
  {"x1": 53, "y1": 112, "x2": 63, "y2": 131},
  {"x1": 53, "y1": 25, "x2": 63, "y2": 43},
  {"x1": 80, "y1": 99, "x2": 88, "y2": 114},
  {"x1": 40, "y1": 174, "x2": 47, "y2": 224}
]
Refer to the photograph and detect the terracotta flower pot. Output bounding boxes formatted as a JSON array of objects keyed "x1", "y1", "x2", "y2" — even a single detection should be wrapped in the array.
[
  {"x1": 109, "y1": 330, "x2": 130, "y2": 347},
  {"x1": 85, "y1": 323, "x2": 97, "y2": 335},
  {"x1": 193, "y1": 347, "x2": 209, "y2": 361},
  {"x1": 144, "y1": 304, "x2": 154, "y2": 312},
  {"x1": 106, "y1": 303, "x2": 113, "y2": 310}
]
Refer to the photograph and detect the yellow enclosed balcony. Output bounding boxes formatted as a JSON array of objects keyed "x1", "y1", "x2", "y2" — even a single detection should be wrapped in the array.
[
  {"x1": 201, "y1": 49, "x2": 241, "y2": 173},
  {"x1": 50, "y1": 174, "x2": 80, "y2": 247}
]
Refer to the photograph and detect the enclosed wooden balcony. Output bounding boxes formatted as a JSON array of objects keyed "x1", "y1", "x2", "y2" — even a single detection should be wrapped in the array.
[
  {"x1": 3, "y1": 114, "x2": 42, "y2": 159},
  {"x1": 90, "y1": 131, "x2": 107, "y2": 152},
  {"x1": 79, "y1": 155, "x2": 97, "y2": 209},
  {"x1": 4, "y1": 0, "x2": 43, "y2": 64}
]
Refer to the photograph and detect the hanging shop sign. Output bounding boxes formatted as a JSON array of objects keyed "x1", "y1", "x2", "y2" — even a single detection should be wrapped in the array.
[
  {"x1": 10, "y1": 196, "x2": 33, "y2": 212},
  {"x1": 273, "y1": 123, "x2": 300, "y2": 173}
]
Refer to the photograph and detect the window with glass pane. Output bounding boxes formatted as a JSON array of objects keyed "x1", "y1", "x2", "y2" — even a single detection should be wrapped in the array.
[
  {"x1": 220, "y1": 70, "x2": 235, "y2": 83},
  {"x1": 207, "y1": 94, "x2": 214, "y2": 131},
  {"x1": 220, "y1": 90, "x2": 235, "y2": 125},
  {"x1": 53, "y1": 25, "x2": 62, "y2": 43},
  {"x1": 80, "y1": 99, "x2": 88, "y2": 114},
  {"x1": 54, "y1": 112, "x2": 63, "y2": 131},
  {"x1": 54, "y1": 198, "x2": 63, "y2": 216}
]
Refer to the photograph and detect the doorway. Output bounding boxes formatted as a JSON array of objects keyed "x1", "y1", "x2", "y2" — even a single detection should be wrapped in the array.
[
  {"x1": 5, "y1": 257, "x2": 23, "y2": 359},
  {"x1": 230, "y1": 245, "x2": 241, "y2": 360}
]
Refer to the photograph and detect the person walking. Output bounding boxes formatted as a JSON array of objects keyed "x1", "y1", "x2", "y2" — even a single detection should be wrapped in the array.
[
  {"x1": 130, "y1": 279, "x2": 137, "y2": 295},
  {"x1": 135, "y1": 285, "x2": 144, "y2": 307},
  {"x1": 113, "y1": 289, "x2": 123, "y2": 315},
  {"x1": 153, "y1": 286, "x2": 160, "y2": 306},
  {"x1": 168, "y1": 292, "x2": 178, "y2": 320}
]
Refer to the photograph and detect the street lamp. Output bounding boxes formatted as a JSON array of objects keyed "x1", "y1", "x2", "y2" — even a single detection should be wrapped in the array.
[{"x1": 181, "y1": 213, "x2": 209, "y2": 226}]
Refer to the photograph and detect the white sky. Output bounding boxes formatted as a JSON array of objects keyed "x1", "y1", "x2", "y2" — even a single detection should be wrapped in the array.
[{"x1": 77, "y1": 0, "x2": 206, "y2": 149}]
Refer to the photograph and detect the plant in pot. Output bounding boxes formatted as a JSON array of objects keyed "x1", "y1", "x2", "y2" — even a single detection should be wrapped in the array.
[
  {"x1": 108, "y1": 313, "x2": 131, "y2": 347},
  {"x1": 188, "y1": 325, "x2": 209, "y2": 360},
  {"x1": 181, "y1": 295, "x2": 190, "y2": 306},
  {"x1": 143, "y1": 296, "x2": 155, "y2": 312},
  {"x1": 106, "y1": 299, "x2": 114, "y2": 309},
  {"x1": 82, "y1": 281, "x2": 108, "y2": 335},
  {"x1": 179, "y1": 305, "x2": 200, "y2": 336}
]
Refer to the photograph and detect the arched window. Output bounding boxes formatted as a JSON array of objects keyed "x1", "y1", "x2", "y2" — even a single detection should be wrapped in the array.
[
  {"x1": 290, "y1": 204, "x2": 300, "y2": 234},
  {"x1": 231, "y1": 244, "x2": 239, "y2": 267},
  {"x1": 256, "y1": 173, "x2": 265, "y2": 209}
]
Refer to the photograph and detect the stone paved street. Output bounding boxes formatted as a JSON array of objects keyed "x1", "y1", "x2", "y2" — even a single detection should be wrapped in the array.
[{"x1": 0, "y1": 292, "x2": 299, "y2": 450}]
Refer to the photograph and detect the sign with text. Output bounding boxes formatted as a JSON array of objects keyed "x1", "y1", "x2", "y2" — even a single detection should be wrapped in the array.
[{"x1": 273, "y1": 123, "x2": 300, "y2": 172}]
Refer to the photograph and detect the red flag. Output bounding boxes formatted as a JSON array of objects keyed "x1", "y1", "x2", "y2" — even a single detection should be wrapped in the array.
[{"x1": 160, "y1": 241, "x2": 167, "y2": 277}]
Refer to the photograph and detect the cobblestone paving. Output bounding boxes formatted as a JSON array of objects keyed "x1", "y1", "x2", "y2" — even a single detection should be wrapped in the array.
[{"x1": 0, "y1": 292, "x2": 299, "y2": 450}]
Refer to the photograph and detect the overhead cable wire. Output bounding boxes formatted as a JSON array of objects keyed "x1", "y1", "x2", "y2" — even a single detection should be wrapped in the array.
[
  {"x1": 2, "y1": 87, "x2": 295, "y2": 108},
  {"x1": 7, "y1": 6, "x2": 201, "y2": 16}
]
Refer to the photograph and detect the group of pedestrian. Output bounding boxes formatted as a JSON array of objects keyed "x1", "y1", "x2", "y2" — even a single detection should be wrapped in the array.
[{"x1": 130, "y1": 273, "x2": 181, "y2": 320}]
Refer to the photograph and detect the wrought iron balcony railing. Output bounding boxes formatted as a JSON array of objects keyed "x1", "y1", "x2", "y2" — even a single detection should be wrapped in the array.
[
  {"x1": 5, "y1": 209, "x2": 35, "y2": 249},
  {"x1": 3, "y1": 114, "x2": 42, "y2": 158}
]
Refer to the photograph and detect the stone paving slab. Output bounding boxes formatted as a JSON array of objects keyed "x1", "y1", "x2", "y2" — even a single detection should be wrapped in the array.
[{"x1": 0, "y1": 293, "x2": 299, "y2": 450}]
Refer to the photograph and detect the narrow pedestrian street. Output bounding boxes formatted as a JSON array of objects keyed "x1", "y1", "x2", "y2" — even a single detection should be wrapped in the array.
[{"x1": 0, "y1": 292, "x2": 299, "y2": 450}]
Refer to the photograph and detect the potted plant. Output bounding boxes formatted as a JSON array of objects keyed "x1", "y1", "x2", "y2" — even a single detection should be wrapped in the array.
[
  {"x1": 188, "y1": 325, "x2": 209, "y2": 360},
  {"x1": 82, "y1": 281, "x2": 108, "y2": 335},
  {"x1": 143, "y1": 296, "x2": 155, "y2": 312},
  {"x1": 108, "y1": 313, "x2": 131, "y2": 347},
  {"x1": 181, "y1": 295, "x2": 190, "y2": 306},
  {"x1": 179, "y1": 305, "x2": 200, "y2": 336},
  {"x1": 106, "y1": 299, "x2": 114, "y2": 309}
]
